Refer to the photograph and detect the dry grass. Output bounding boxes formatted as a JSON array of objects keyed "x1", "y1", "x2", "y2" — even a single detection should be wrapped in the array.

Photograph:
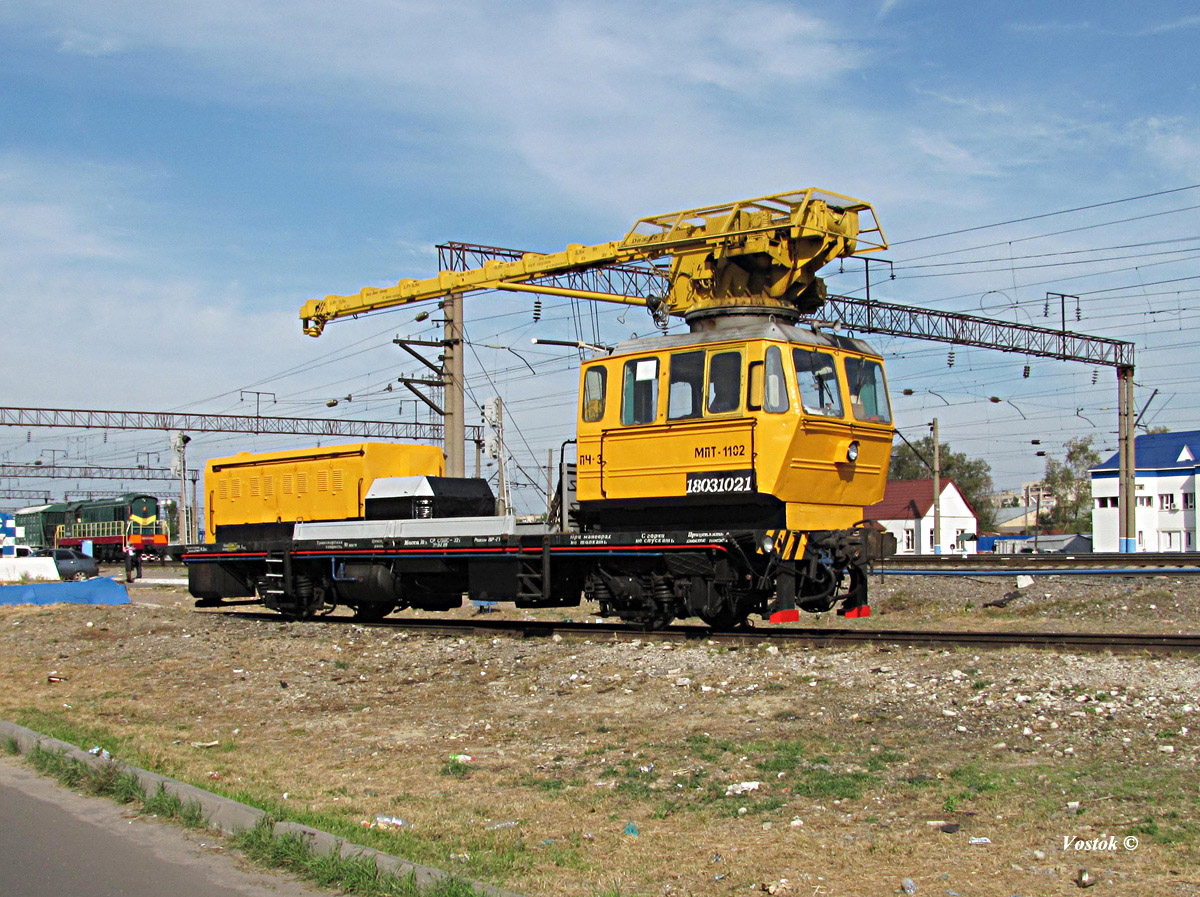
[{"x1": 1, "y1": 571, "x2": 1198, "y2": 896}]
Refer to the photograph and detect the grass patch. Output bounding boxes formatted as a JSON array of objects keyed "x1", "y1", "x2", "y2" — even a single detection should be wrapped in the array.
[
  {"x1": 26, "y1": 744, "x2": 203, "y2": 822},
  {"x1": 948, "y1": 763, "x2": 1001, "y2": 794},
  {"x1": 942, "y1": 762, "x2": 1003, "y2": 813},
  {"x1": 27, "y1": 746, "x2": 140, "y2": 802},
  {"x1": 439, "y1": 758, "x2": 472, "y2": 778},
  {"x1": 143, "y1": 782, "x2": 207, "y2": 826},
  {"x1": 17, "y1": 741, "x2": 510, "y2": 894},
  {"x1": 754, "y1": 738, "x2": 807, "y2": 773},
  {"x1": 521, "y1": 775, "x2": 570, "y2": 793},
  {"x1": 12, "y1": 709, "x2": 132, "y2": 764},
  {"x1": 684, "y1": 733, "x2": 735, "y2": 763},
  {"x1": 865, "y1": 749, "x2": 905, "y2": 772},
  {"x1": 233, "y1": 820, "x2": 478, "y2": 897},
  {"x1": 6, "y1": 714, "x2": 524, "y2": 891},
  {"x1": 1127, "y1": 816, "x2": 1200, "y2": 847},
  {"x1": 793, "y1": 768, "x2": 872, "y2": 800}
]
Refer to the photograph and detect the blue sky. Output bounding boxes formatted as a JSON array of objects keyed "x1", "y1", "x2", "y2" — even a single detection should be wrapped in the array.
[{"x1": 3, "y1": 1, "x2": 1199, "y2": 510}]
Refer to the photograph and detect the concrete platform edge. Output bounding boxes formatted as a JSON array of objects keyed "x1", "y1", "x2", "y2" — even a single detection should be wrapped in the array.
[{"x1": 0, "y1": 719, "x2": 524, "y2": 897}]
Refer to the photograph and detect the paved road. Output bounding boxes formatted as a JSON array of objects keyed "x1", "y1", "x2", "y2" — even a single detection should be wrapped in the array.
[{"x1": 0, "y1": 756, "x2": 330, "y2": 897}]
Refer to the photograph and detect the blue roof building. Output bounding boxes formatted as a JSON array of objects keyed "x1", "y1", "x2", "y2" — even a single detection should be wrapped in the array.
[{"x1": 1091, "y1": 429, "x2": 1200, "y2": 551}]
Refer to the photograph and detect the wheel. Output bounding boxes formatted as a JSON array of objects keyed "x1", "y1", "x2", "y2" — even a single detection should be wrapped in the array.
[
  {"x1": 699, "y1": 609, "x2": 741, "y2": 630},
  {"x1": 616, "y1": 609, "x2": 675, "y2": 630},
  {"x1": 698, "y1": 587, "x2": 758, "y2": 630},
  {"x1": 353, "y1": 602, "x2": 396, "y2": 622},
  {"x1": 71, "y1": 571, "x2": 89, "y2": 582}
]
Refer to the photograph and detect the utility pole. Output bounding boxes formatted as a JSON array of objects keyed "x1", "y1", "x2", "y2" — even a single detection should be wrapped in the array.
[
  {"x1": 546, "y1": 448, "x2": 554, "y2": 521},
  {"x1": 931, "y1": 417, "x2": 940, "y2": 555},
  {"x1": 483, "y1": 397, "x2": 508, "y2": 515},
  {"x1": 443, "y1": 293, "x2": 465, "y2": 477},
  {"x1": 191, "y1": 472, "x2": 199, "y2": 544},
  {"x1": 172, "y1": 432, "x2": 191, "y2": 543},
  {"x1": 1035, "y1": 491, "x2": 1042, "y2": 551},
  {"x1": 1118, "y1": 365, "x2": 1136, "y2": 551}
]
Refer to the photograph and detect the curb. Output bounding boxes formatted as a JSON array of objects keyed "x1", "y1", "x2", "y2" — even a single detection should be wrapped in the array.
[{"x1": 0, "y1": 719, "x2": 524, "y2": 897}]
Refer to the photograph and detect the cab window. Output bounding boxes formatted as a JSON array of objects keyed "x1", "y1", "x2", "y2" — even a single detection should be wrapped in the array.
[
  {"x1": 706, "y1": 351, "x2": 742, "y2": 414},
  {"x1": 621, "y1": 357, "x2": 659, "y2": 425},
  {"x1": 844, "y1": 356, "x2": 892, "y2": 423},
  {"x1": 763, "y1": 345, "x2": 789, "y2": 413},
  {"x1": 582, "y1": 366, "x2": 607, "y2": 422},
  {"x1": 793, "y1": 348, "x2": 843, "y2": 417},
  {"x1": 668, "y1": 351, "x2": 704, "y2": 420}
]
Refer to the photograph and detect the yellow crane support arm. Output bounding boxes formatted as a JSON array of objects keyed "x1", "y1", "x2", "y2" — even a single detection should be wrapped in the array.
[{"x1": 300, "y1": 188, "x2": 886, "y2": 336}]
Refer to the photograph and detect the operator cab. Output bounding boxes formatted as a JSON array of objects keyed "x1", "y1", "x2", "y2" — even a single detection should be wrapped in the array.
[{"x1": 574, "y1": 319, "x2": 893, "y2": 532}]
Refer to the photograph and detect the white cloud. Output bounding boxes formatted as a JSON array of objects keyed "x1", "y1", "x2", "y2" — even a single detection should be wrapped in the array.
[
  {"x1": 0, "y1": 155, "x2": 146, "y2": 269},
  {"x1": 1008, "y1": 14, "x2": 1200, "y2": 38},
  {"x1": 0, "y1": 154, "x2": 304, "y2": 408},
  {"x1": 907, "y1": 132, "x2": 998, "y2": 178},
  {"x1": 56, "y1": 29, "x2": 125, "y2": 56},
  {"x1": 0, "y1": 199, "x2": 126, "y2": 261},
  {"x1": 1136, "y1": 14, "x2": 1200, "y2": 35},
  {"x1": 6, "y1": 1, "x2": 870, "y2": 215},
  {"x1": 1141, "y1": 117, "x2": 1200, "y2": 180}
]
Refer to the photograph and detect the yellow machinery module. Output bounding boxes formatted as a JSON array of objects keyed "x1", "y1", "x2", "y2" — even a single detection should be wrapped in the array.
[{"x1": 204, "y1": 443, "x2": 443, "y2": 542}]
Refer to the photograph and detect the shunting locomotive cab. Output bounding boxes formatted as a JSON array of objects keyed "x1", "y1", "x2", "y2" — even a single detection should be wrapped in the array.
[{"x1": 572, "y1": 317, "x2": 893, "y2": 626}]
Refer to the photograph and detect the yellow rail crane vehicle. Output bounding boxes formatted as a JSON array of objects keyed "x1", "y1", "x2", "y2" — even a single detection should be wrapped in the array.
[{"x1": 187, "y1": 190, "x2": 896, "y2": 627}]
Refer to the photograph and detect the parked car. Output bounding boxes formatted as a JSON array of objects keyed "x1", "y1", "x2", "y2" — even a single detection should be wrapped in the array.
[{"x1": 33, "y1": 548, "x2": 100, "y2": 581}]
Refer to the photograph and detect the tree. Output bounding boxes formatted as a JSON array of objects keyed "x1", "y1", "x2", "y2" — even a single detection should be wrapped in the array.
[
  {"x1": 890, "y1": 436, "x2": 996, "y2": 531},
  {"x1": 1042, "y1": 435, "x2": 1101, "y2": 532},
  {"x1": 163, "y1": 499, "x2": 180, "y2": 541}
]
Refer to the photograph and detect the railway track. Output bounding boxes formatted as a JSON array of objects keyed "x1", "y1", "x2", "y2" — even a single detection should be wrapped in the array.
[
  {"x1": 878, "y1": 551, "x2": 1200, "y2": 575},
  {"x1": 207, "y1": 609, "x2": 1200, "y2": 655}
]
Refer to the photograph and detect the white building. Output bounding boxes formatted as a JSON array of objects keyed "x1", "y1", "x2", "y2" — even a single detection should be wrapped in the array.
[
  {"x1": 1091, "y1": 430, "x2": 1200, "y2": 552},
  {"x1": 864, "y1": 479, "x2": 978, "y2": 555}
]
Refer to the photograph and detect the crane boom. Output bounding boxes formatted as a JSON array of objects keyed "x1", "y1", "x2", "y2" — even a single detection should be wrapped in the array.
[{"x1": 300, "y1": 188, "x2": 886, "y2": 336}]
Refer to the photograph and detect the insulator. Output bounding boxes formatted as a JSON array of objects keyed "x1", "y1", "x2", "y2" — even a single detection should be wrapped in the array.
[
  {"x1": 947, "y1": 350, "x2": 955, "y2": 368},
  {"x1": 1022, "y1": 365, "x2": 1030, "y2": 379},
  {"x1": 1043, "y1": 299, "x2": 1049, "y2": 317},
  {"x1": 1092, "y1": 370, "x2": 1098, "y2": 385},
  {"x1": 1075, "y1": 297, "x2": 1082, "y2": 321},
  {"x1": 532, "y1": 299, "x2": 542, "y2": 322}
]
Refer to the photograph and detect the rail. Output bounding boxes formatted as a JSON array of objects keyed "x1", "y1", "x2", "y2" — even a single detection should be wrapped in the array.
[
  {"x1": 202, "y1": 612, "x2": 1200, "y2": 656},
  {"x1": 877, "y1": 552, "x2": 1200, "y2": 574}
]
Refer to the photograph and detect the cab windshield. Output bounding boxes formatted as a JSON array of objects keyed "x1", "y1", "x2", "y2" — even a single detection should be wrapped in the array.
[
  {"x1": 844, "y1": 356, "x2": 892, "y2": 423},
  {"x1": 793, "y1": 349, "x2": 843, "y2": 417}
]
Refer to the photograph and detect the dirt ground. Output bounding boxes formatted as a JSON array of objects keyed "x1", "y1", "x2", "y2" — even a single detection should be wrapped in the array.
[{"x1": 1, "y1": 567, "x2": 1198, "y2": 897}]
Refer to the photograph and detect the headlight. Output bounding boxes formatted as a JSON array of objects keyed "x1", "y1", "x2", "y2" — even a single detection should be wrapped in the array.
[
  {"x1": 760, "y1": 534, "x2": 775, "y2": 554},
  {"x1": 846, "y1": 440, "x2": 860, "y2": 463}
]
